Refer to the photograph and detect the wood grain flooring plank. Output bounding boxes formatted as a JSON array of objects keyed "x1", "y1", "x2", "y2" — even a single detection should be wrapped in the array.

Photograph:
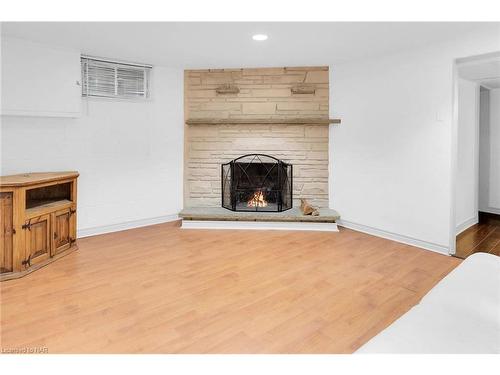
[{"x1": 1, "y1": 221, "x2": 460, "y2": 353}]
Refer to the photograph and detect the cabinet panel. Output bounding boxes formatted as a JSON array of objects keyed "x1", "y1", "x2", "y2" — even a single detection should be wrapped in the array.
[
  {"x1": 24, "y1": 214, "x2": 51, "y2": 266},
  {"x1": 52, "y1": 208, "x2": 72, "y2": 255},
  {"x1": 0, "y1": 192, "x2": 14, "y2": 274},
  {"x1": 69, "y1": 204, "x2": 77, "y2": 244},
  {"x1": 1, "y1": 37, "x2": 81, "y2": 118}
]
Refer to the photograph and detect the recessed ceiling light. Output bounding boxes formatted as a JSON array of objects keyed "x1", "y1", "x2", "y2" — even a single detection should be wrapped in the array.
[{"x1": 252, "y1": 34, "x2": 268, "y2": 41}]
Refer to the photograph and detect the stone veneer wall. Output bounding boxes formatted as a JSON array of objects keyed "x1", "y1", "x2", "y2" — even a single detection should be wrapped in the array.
[{"x1": 184, "y1": 66, "x2": 330, "y2": 208}]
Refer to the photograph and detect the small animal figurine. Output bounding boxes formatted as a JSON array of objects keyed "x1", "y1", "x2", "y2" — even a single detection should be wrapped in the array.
[{"x1": 300, "y1": 198, "x2": 319, "y2": 216}]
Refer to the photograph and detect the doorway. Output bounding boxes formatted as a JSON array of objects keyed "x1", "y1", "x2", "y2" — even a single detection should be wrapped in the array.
[{"x1": 454, "y1": 54, "x2": 500, "y2": 259}]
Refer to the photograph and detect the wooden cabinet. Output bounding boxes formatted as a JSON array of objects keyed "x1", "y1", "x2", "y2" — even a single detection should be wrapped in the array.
[
  {"x1": 1, "y1": 37, "x2": 81, "y2": 118},
  {"x1": 0, "y1": 192, "x2": 14, "y2": 274},
  {"x1": 52, "y1": 207, "x2": 74, "y2": 256},
  {"x1": 0, "y1": 172, "x2": 79, "y2": 281},
  {"x1": 24, "y1": 214, "x2": 51, "y2": 266}
]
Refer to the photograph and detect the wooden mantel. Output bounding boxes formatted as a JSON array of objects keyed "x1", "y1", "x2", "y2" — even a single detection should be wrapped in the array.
[{"x1": 186, "y1": 118, "x2": 341, "y2": 125}]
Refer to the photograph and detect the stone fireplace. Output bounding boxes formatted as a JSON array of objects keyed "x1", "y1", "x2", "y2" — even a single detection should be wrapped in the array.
[{"x1": 184, "y1": 66, "x2": 336, "y2": 210}]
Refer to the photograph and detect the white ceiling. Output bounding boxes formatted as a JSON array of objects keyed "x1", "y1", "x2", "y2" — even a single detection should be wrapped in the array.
[
  {"x1": 480, "y1": 78, "x2": 500, "y2": 89},
  {"x1": 2, "y1": 22, "x2": 500, "y2": 69},
  {"x1": 458, "y1": 55, "x2": 500, "y2": 89}
]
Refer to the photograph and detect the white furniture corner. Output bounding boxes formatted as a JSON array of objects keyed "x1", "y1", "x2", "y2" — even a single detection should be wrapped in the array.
[{"x1": 356, "y1": 252, "x2": 500, "y2": 354}]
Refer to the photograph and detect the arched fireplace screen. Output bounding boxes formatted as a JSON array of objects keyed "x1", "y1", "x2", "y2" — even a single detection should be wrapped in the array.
[{"x1": 221, "y1": 154, "x2": 292, "y2": 212}]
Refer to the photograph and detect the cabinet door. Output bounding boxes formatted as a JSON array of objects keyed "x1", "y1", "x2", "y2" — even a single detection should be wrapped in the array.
[
  {"x1": 1, "y1": 37, "x2": 81, "y2": 117},
  {"x1": 24, "y1": 214, "x2": 51, "y2": 266},
  {"x1": 52, "y1": 208, "x2": 72, "y2": 256},
  {"x1": 0, "y1": 192, "x2": 14, "y2": 274}
]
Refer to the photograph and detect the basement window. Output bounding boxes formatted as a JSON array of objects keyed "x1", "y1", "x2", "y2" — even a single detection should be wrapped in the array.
[{"x1": 81, "y1": 56, "x2": 152, "y2": 99}]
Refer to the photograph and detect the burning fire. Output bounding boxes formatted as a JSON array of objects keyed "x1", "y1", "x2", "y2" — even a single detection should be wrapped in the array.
[{"x1": 247, "y1": 190, "x2": 268, "y2": 208}]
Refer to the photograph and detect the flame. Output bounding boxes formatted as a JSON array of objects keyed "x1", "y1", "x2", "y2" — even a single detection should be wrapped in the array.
[{"x1": 247, "y1": 190, "x2": 268, "y2": 208}]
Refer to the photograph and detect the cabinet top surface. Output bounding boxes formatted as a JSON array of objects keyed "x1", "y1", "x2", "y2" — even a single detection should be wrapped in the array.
[{"x1": 0, "y1": 171, "x2": 79, "y2": 187}]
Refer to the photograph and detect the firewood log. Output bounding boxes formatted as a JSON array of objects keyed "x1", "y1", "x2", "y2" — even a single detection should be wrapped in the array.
[{"x1": 300, "y1": 198, "x2": 320, "y2": 216}]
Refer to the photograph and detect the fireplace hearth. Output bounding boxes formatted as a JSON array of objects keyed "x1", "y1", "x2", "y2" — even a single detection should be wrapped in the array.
[{"x1": 221, "y1": 154, "x2": 292, "y2": 212}]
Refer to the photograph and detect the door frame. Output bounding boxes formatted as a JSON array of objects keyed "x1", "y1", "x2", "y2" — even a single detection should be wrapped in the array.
[{"x1": 449, "y1": 51, "x2": 500, "y2": 255}]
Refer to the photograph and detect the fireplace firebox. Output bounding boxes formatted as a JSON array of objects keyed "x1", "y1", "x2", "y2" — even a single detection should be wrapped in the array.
[{"x1": 221, "y1": 154, "x2": 292, "y2": 212}]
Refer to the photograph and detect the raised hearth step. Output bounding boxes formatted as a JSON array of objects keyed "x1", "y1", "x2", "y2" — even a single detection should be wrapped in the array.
[{"x1": 179, "y1": 207, "x2": 340, "y2": 223}]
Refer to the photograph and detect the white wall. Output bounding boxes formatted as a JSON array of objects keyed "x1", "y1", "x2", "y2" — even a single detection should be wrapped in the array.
[
  {"x1": 329, "y1": 30, "x2": 500, "y2": 254},
  {"x1": 479, "y1": 89, "x2": 492, "y2": 213},
  {"x1": 1, "y1": 40, "x2": 184, "y2": 236},
  {"x1": 1, "y1": 37, "x2": 81, "y2": 117},
  {"x1": 455, "y1": 78, "x2": 479, "y2": 233},
  {"x1": 484, "y1": 88, "x2": 500, "y2": 212}
]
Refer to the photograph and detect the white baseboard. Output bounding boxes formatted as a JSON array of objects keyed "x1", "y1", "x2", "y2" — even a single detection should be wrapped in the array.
[
  {"x1": 336, "y1": 219, "x2": 449, "y2": 255},
  {"x1": 77, "y1": 214, "x2": 179, "y2": 238},
  {"x1": 77, "y1": 215, "x2": 449, "y2": 256},
  {"x1": 479, "y1": 208, "x2": 500, "y2": 215},
  {"x1": 181, "y1": 220, "x2": 339, "y2": 232},
  {"x1": 456, "y1": 216, "x2": 479, "y2": 235}
]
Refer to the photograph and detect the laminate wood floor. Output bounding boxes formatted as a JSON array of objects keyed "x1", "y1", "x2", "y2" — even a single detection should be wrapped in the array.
[
  {"x1": 456, "y1": 212, "x2": 500, "y2": 259},
  {"x1": 0, "y1": 222, "x2": 460, "y2": 353}
]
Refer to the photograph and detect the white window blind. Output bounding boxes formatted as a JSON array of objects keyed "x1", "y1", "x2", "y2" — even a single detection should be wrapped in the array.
[{"x1": 81, "y1": 56, "x2": 152, "y2": 99}]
